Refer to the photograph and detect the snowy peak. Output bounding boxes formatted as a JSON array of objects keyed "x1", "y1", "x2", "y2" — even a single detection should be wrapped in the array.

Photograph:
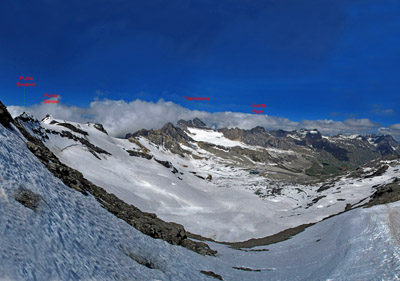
[
  {"x1": 367, "y1": 134, "x2": 399, "y2": 156},
  {"x1": 41, "y1": 114, "x2": 52, "y2": 122}
]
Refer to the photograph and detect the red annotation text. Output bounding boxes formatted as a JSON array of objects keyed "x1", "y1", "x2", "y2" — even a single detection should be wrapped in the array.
[
  {"x1": 17, "y1": 76, "x2": 36, "y2": 87},
  {"x1": 251, "y1": 103, "x2": 265, "y2": 114},
  {"x1": 185, "y1": 96, "x2": 210, "y2": 101},
  {"x1": 43, "y1": 93, "x2": 59, "y2": 104}
]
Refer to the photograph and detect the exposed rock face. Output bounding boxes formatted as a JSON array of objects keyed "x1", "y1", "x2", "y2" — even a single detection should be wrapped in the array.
[
  {"x1": 217, "y1": 127, "x2": 244, "y2": 142},
  {"x1": 160, "y1": 122, "x2": 193, "y2": 143},
  {"x1": 192, "y1": 118, "x2": 207, "y2": 128},
  {"x1": 14, "y1": 188, "x2": 42, "y2": 211},
  {"x1": 18, "y1": 116, "x2": 110, "y2": 159},
  {"x1": 15, "y1": 114, "x2": 50, "y2": 141},
  {"x1": 154, "y1": 158, "x2": 181, "y2": 174},
  {"x1": 126, "y1": 150, "x2": 153, "y2": 160},
  {"x1": 218, "y1": 127, "x2": 292, "y2": 149},
  {"x1": 42, "y1": 125, "x2": 111, "y2": 160},
  {"x1": 126, "y1": 123, "x2": 193, "y2": 157},
  {"x1": 303, "y1": 131, "x2": 349, "y2": 161},
  {"x1": 200, "y1": 271, "x2": 223, "y2": 280},
  {"x1": 216, "y1": 127, "x2": 400, "y2": 176},
  {"x1": 269, "y1": 129, "x2": 288, "y2": 138},
  {"x1": 365, "y1": 165, "x2": 389, "y2": 178},
  {"x1": 15, "y1": 115, "x2": 110, "y2": 160},
  {"x1": 3, "y1": 105, "x2": 216, "y2": 256},
  {"x1": 154, "y1": 158, "x2": 172, "y2": 168},
  {"x1": 57, "y1": 123, "x2": 89, "y2": 136},
  {"x1": 177, "y1": 118, "x2": 208, "y2": 129},
  {"x1": 127, "y1": 136, "x2": 149, "y2": 153},
  {"x1": 367, "y1": 178, "x2": 400, "y2": 207},
  {"x1": 0, "y1": 101, "x2": 15, "y2": 130},
  {"x1": 372, "y1": 135, "x2": 399, "y2": 156},
  {"x1": 93, "y1": 123, "x2": 108, "y2": 135}
]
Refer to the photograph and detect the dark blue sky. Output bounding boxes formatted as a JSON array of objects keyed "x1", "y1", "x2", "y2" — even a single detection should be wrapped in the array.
[{"x1": 1, "y1": 0, "x2": 399, "y2": 125}]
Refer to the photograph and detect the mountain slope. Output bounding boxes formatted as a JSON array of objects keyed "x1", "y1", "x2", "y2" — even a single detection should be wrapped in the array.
[
  {"x1": 0, "y1": 104, "x2": 220, "y2": 281},
  {"x1": 1, "y1": 102, "x2": 400, "y2": 280},
  {"x1": 218, "y1": 127, "x2": 400, "y2": 176},
  {"x1": 14, "y1": 113, "x2": 400, "y2": 242}
]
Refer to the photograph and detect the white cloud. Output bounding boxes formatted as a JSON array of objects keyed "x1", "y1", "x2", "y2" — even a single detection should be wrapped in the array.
[
  {"x1": 6, "y1": 98, "x2": 395, "y2": 139},
  {"x1": 296, "y1": 118, "x2": 379, "y2": 135},
  {"x1": 377, "y1": 123, "x2": 400, "y2": 140},
  {"x1": 372, "y1": 108, "x2": 395, "y2": 116},
  {"x1": 389, "y1": 123, "x2": 400, "y2": 130},
  {"x1": 370, "y1": 104, "x2": 396, "y2": 116}
]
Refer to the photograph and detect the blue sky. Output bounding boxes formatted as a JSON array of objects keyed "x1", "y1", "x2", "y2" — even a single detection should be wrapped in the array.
[{"x1": 1, "y1": 0, "x2": 399, "y2": 127}]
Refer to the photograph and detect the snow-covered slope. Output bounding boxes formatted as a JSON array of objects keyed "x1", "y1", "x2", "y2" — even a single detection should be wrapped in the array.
[
  {"x1": 18, "y1": 115, "x2": 400, "y2": 243},
  {"x1": 0, "y1": 112, "x2": 223, "y2": 281},
  {"x1": 209, "y1": 201, "x2": 400, "y2": 280},
  {"x1": 187, "y1": 127, "x2": 249, "y2": 148}
]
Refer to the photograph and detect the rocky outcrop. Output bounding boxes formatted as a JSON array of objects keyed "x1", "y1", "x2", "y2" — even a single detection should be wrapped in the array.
[
  {"x1": 4, "y1": 106, "x2": 216, "y2": 256},
  {"x1": 177, "y1": 118, "x2": 208, "y2": 129},
  {"x1": 372, "y1": 135, "x2": 399, "y2": 156},
  {"x1": 15, "y1": 114, "x2": 50, "y2": 141},
  {"x1": 160, "y1": 122, "x2": 193, "y2": 143},
  {"x1": 57, "y1": 122, "x2": 89, "y2": 136},
  {"x1": 93, "y1": 123, "x2": 108, "y2": 135},
  {"x1": 14, "y1": 188, "x2": 42, "y2": 211},
  {"x1": 304, "y1": 132, "x2": 349, "y2": 161},
  {"x1": 127, "y1": 136, "x2": 149, "y2": 153},
  {"x1": 126, "y1": 123, "x2": 193, "y2": 157},
  {"x1": 217, "y1": 127, "x2": 244, "y2": 142},
  {"x1": 15, "y1": 114, "x2": 110, "y2": 160},
  {"x1": 126, "y1": 150, "x2": 153, "y2": 160},
  {"x1": 218, "y1": 127, "x2": 292, "y2": 149},
  {"x1": 365, "y1": 165, "x2": 389, "y2": 178},
  {"x1": 367, "y1": 178, "x2": 400, "y2": 207},
  {"x1": 48, "y1": 128, "x2": 111, "y2": 159},
  {"x1": 200, "y1": 271, "x2": 223, "y2": 280},
  {"x1": 154, "y1": 158, "x2": 172, "y2": 168},
  {"x1": 269, "y1": 129, "x2": 288, "y2": 138},
  {"x1": 0, "y1": 101, "x2": 14, "y2": 130},
  {"x1": 154, "y1": 158, "x2": 180, "y2": 174}
]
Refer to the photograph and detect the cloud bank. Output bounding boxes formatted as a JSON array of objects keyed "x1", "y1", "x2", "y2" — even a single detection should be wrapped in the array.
[{"x1": 7, "y1": 98, "x2": 400, "y2": 140}]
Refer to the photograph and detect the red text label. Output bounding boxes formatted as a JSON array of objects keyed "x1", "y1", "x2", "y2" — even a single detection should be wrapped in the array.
[
  {"x1": 43, "y1": 93, "x2": 59, "y2": 104},
  {"x1": 17, "y1": 76, "x2": 36, "y2": 86},
  {"x1": 44, "y1": 93, "x2": 58, "y2": 98},
  {"x1": 251, "y1": 103, "x2": 265, "y2": 114},
  {"x1": 185, "y1": 96, "x2": 210, "y2": 101}
]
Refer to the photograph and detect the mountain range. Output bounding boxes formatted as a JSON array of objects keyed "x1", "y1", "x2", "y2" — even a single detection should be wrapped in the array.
[{"x1": 1, "y1": 100, "x2": 400, "y2": 280}]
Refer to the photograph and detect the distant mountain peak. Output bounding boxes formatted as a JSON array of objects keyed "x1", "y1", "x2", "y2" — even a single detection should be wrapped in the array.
[
  {"x1": 192, "y1": 118, "x2": 207, "y2": 127},
  {"x1": 249, "y1": 126, "x2": 267, "y2": 134},
  {"x1": 127, "y1": 122, "x2": 193, "y2": 157},
  {"x1": 177, "y1": 118, "x2": 208, "y2": 129}
]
